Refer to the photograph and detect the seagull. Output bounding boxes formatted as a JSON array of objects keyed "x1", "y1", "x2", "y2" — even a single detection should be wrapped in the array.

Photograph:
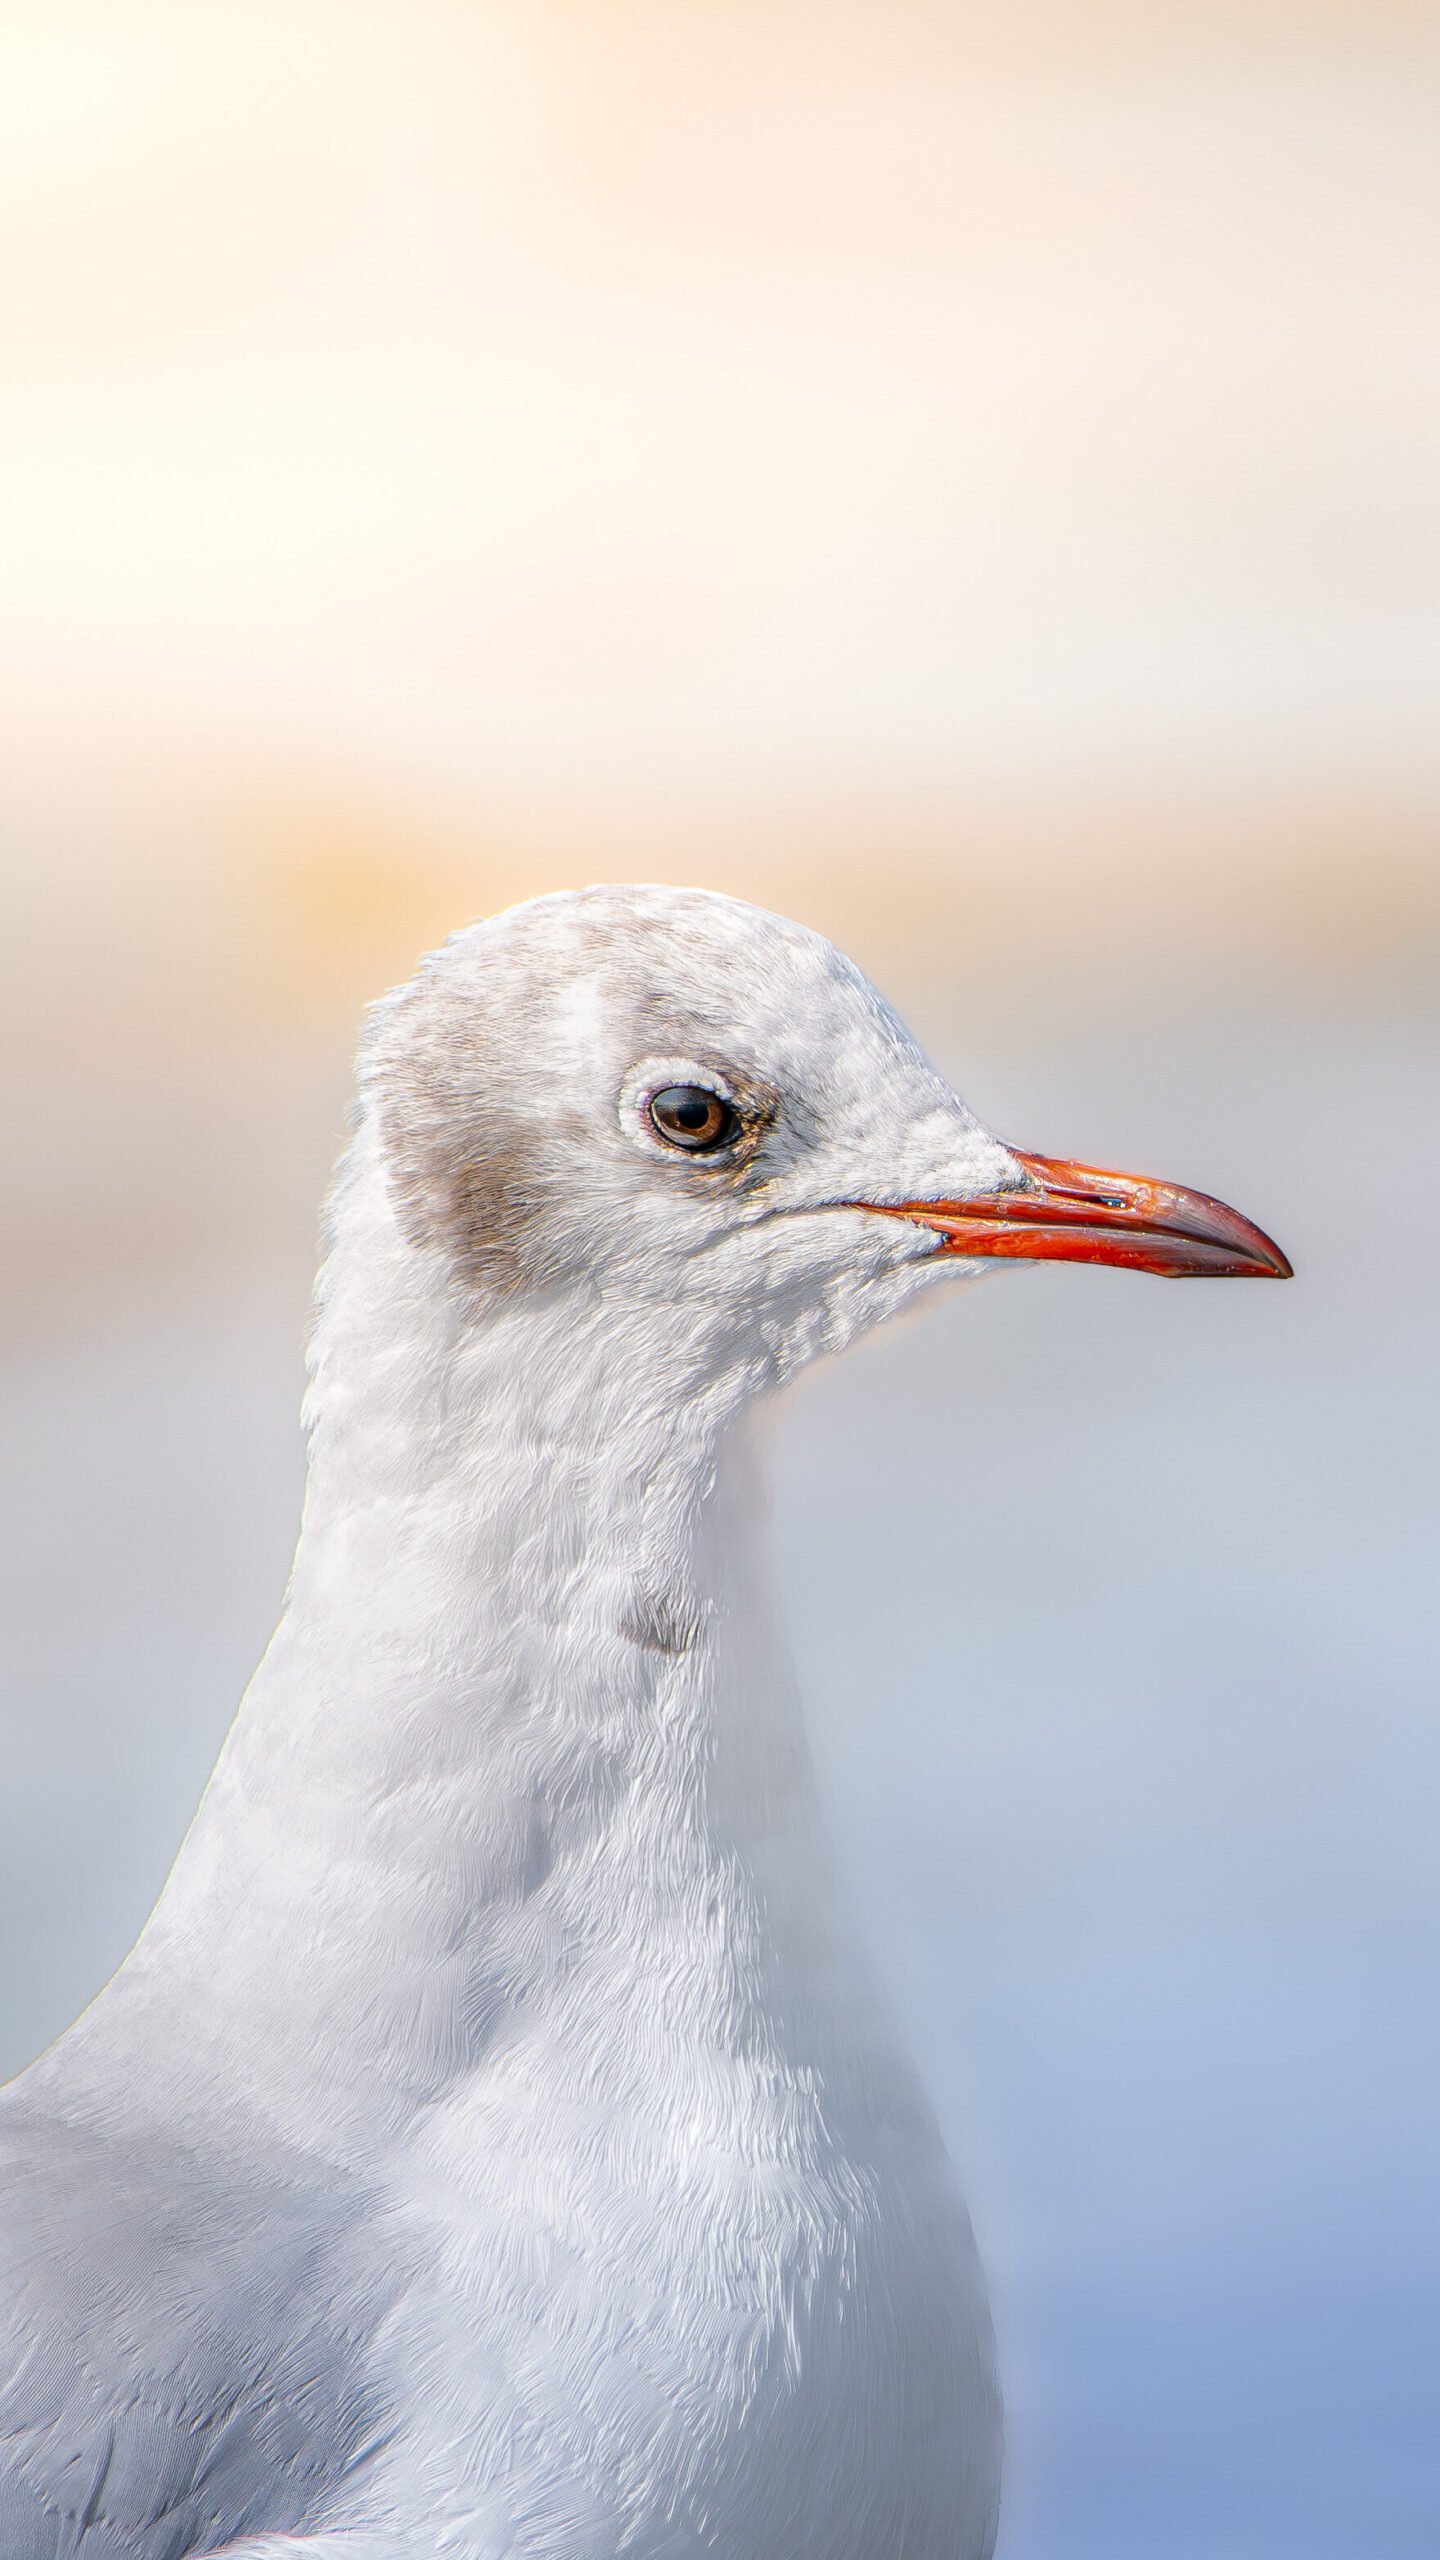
[{"x1": 0, "y1": 886, "x2": 1290, "y2": 2560}]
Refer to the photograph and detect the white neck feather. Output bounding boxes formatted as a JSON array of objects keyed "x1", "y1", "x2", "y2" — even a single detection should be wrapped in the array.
[{"x1": 98, "y1": 1112, "x2": 860, "y2": 2153}]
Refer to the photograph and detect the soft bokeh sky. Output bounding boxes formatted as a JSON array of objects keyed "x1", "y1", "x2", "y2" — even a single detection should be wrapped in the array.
[
  {"x1": 3, "y1": 0, "x2": 1438, "y2": 1024},
  {"x1": 13, "y1": 0, "x2": 1439, "y2": 798},
  {"x1": 2, "y1": 7, "x2": 1437, "y2": 2555}
]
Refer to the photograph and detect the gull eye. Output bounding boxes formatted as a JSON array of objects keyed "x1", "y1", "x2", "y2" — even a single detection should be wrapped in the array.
[{"x1": 647, "y1": 1084, "x2": 741, "y2": 1153}]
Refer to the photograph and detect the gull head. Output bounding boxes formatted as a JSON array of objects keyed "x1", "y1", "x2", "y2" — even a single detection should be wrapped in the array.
[{"x1": 364, "y1": 883, "x2": 1289, "y2": 1389}]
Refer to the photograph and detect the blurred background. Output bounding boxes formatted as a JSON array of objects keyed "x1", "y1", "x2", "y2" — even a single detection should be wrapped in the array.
[{"x1": 1, "y1": 3, "x2": 1436, "y2": 2552}]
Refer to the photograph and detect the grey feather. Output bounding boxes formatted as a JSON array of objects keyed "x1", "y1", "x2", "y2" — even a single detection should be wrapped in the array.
[{"x1": 0, "y1": 2083, "x2": 400, "y2": 2558}]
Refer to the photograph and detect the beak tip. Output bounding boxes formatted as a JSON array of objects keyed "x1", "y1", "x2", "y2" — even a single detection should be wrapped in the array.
[{"x1": 1172, "y1": 1246, "x2": 1292, "y2": 1280}]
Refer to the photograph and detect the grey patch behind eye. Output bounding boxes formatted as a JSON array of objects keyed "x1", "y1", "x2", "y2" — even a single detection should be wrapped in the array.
[
  {"x1": 375, "y1": 975, "x2": 558, "y2": 1299},
  {"x1": 619, "y1": 1591, "x2": 705, "y2": 1658}
]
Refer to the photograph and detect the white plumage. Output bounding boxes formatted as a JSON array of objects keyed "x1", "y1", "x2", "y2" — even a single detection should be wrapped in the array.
[{"x1": 0, "y1": 886, "x2": 1287, "y2": 2558}]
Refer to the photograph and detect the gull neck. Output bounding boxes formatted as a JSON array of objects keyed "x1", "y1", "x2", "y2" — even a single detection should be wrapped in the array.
[{"x1": 84, "y1": 1121, "x2": 828, "y2": 2150}]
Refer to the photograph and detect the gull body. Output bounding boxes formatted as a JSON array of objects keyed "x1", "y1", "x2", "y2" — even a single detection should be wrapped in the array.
[{"x1": 0, "y1": 887, "x2": 1288, "y2": 2559}]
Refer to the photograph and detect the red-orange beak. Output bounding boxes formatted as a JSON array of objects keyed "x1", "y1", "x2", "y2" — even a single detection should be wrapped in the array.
[{"x1": 858, "y1": 1150, "x2": 1292, "y2": 1279}]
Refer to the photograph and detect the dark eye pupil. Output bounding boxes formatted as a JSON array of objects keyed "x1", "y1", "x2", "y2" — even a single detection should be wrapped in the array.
[{"x1": 648, "y1": 1084, "x2": 739, "y2": 1152}]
